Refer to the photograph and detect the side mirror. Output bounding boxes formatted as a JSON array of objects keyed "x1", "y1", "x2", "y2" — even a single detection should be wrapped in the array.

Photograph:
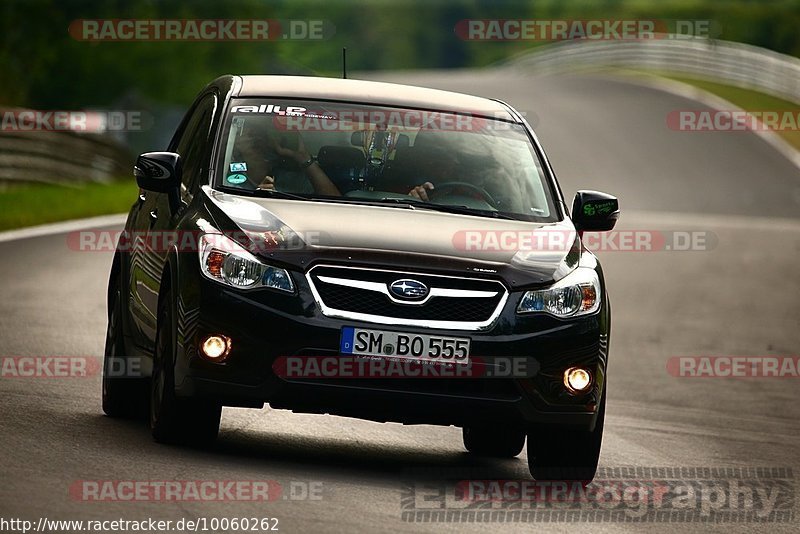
[
  {"x1": 572, "y1": 190, "x2": 619, "y2": 232},
  {"x1": 134, "y1": 152, "x2": 181, "y2": 193}
]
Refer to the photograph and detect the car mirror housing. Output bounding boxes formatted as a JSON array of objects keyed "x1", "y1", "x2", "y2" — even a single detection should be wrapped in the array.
[
  {"x1": 134, "y1": 152, "x2": 181, "y2": 193},
  {"x1": 571, "y1": 190, "x2": 619, "y2": 232}
]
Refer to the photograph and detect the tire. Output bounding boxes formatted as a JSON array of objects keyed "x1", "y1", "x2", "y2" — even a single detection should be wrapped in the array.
[
  {"x1": 527, "y1": 390, "x2": 605, "y2": 482},
  {"x1": 463, "y1": 426, "x2": 526, "y2": 458},
  {"x1": 102, "y1": 276, "x2": 148, "y2": 418},
  {"x1": 150, "y1": 282, "x2": 221, "y2": 445}
]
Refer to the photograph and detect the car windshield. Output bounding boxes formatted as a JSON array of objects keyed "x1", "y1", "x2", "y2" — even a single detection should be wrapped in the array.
[{"x1": 216, "y1": 98, "x2": 558, "y2": 222}]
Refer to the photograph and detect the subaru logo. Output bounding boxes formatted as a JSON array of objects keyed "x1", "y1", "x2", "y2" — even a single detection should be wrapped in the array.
[{"x1": 389, "y1": 279, "x2": 429, "y2": 300}]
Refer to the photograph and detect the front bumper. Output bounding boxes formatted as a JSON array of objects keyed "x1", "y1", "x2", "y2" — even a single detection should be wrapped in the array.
[{"x1": 173, "y1": 271, "x2": 609, "y2": 430}]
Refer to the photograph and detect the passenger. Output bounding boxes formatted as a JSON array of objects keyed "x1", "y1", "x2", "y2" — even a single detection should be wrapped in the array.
[
  {"x1": 236, "y1": 123, "x2": 434, "y2": 199},
  {"x1": 234, "y1": 124, "x2": 341, "y2": 196}
]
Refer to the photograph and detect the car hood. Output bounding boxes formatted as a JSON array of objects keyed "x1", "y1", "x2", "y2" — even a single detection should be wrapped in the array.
[{"x1": 202, "y1": 187, "x2": 580, "y2": 286}]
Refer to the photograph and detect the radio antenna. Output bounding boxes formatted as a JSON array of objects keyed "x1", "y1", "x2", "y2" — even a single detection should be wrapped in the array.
[{"x1": 342, "y1": 47, "x2": 347, "y2": 79}]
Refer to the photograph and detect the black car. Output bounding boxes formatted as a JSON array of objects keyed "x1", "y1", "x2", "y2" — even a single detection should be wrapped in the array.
[{"x1": 103, "y1": 75, "x2": 619, "y2": 481}]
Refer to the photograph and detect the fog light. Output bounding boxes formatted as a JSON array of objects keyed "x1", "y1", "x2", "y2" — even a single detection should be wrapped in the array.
[
  {"x1": 564, "y1": 367, "x2": 592, "y2": 394},
  {"x1": 201, "y1": 335, "x2": 231, "y2": 361}
]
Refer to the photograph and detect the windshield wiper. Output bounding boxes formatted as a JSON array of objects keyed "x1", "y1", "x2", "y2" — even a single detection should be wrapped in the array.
[
  {"x1": 250, "y1": 191, "x2": 419, "y2": 210},
  {"x1": 375, "y1": 197, "x2": 518, "y2": 220},
  {"x1": 224, "y1": 186, "x2": 311, "y2": 202},
  {"x1": 253, "y1": 189, "x2": 312, "y2": 202},
  {"x1": 234, "y1": 188, "x2": 517, "y2": 219}
]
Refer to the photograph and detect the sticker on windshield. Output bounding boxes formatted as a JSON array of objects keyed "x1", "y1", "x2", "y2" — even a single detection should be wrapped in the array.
[
  {"x1": 231, "y1": 104, "x2": 308, "y2": 116},
  {"x1": 226, "y1": 173, "x2": 248, "y2": 185},
  {"x1": 229, "y1": 162, "x2": 247, "y2": 172},
  {"x1": 230, "y1": 103, "x2": 337, "y2": 120}
]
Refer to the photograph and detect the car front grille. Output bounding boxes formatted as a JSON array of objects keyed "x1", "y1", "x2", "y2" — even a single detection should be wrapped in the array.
[{"x1": 306, "y1": 265, "x2": 508, "y2": 330}]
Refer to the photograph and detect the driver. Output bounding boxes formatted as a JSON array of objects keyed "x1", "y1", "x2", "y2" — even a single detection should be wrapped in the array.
[
  {"x1": 406, "y1": 144, "x2": 461, "y2": 200},
  {"x1": 403, "y1": 140, "x2": 502, "y2": 209}
]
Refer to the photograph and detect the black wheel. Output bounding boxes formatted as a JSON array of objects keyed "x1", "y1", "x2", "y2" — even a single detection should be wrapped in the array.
[
  {"x1": 463, "y1": 426, "x2": 526, "y2": 458},
  {"x1": 526, "y1": 390, "x2": 605, "y2": 482},
  {"x1": 150, "y1": 283, "x2": 221, "y2": 445},
  {"x1": 102, "y1": 276, "x2": 147, "y2": 418}
]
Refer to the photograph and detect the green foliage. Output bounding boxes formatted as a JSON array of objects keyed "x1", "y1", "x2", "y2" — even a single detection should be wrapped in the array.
[{"x1": 0, "y1": 0, "x2": 797, "y2": 109}]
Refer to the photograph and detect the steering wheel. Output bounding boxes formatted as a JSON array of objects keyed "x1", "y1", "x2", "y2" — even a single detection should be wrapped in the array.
[{"x1": 427, "y1": 181, "x2": 499, "y2": 209}]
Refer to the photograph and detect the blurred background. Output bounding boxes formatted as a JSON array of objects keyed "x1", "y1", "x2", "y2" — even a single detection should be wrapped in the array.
[{"x1": 1, "y1": 0, "x2": 799, "y2": 227}]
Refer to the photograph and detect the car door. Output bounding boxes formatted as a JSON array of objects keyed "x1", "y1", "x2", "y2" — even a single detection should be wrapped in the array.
[{"x1": 128, "y1": 91, "x2": 218, "y2": 351}]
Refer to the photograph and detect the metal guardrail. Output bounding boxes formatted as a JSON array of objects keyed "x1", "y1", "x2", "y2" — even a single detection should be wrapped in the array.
[
  {"x1": 505, "y1": 37, "x2": 800, "y2": 105},
  {"x1": 0, "y1": 127, "x2": 131, "y2": 186}
]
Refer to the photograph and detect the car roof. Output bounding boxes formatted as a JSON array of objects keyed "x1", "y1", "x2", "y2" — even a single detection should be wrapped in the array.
[{"x1": 232, "y1": 75, "x2": 517, "y2": 121}]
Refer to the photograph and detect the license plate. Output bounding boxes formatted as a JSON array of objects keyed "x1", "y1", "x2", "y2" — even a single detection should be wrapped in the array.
[{"x1": 340, "y1": 327, "x2": 470, "y2": 364}]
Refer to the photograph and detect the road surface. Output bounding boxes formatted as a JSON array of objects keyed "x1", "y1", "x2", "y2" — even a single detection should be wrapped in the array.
[{"x1": 1, "y1": 70, "x2": 798, "y2": 533}]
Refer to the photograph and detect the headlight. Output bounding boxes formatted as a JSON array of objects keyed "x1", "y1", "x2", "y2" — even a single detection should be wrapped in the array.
[
  {"x1": 199, "y1": 234, "x2": 294, "y2": 292},
  {"x1": 517, "y1": 268, "x2": 600, "y2": 317}
]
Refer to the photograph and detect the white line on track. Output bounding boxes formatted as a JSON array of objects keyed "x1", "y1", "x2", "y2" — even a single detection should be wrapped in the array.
[
  {"x1": 0, "y1": 213, "x2": 127, "y2": 243},
  {"x1": 582, "y1": 71, "x2": 800, "y2": 172}
]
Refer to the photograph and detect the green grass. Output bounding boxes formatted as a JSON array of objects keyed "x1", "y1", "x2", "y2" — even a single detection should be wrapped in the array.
[
  {"x1": 0, "y1": 180, "x2": 138, "y2": 231},
  {"x1": 652, "y1": 73, "x2": 800, "y2": 151}
]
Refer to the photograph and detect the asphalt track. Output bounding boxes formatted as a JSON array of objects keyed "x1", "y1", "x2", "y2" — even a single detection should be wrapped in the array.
[{"x1": 1, "y1": 70, "x2": 799, "y2": 533}]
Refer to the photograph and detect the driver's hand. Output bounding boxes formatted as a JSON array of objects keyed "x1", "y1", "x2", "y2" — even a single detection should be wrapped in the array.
[
  {"x1": 408, "y1": 182, "x2": 434, "y2": 201},
  {"x1": 257, "y1": 175, "x2": 276, "y2": 191}
]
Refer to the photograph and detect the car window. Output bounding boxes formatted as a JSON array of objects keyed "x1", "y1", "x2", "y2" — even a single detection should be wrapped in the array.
[
  {"x1": 216, "y1": 98, "x2": 557, "y2": 222},
  {"x1": 175, "y1": 93, "x2": 217, "y2": 196}
]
